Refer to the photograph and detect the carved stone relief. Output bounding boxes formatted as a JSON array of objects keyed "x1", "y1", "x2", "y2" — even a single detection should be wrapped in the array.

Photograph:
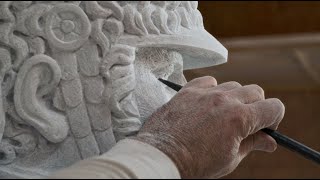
[{"x1": 0, "y1": 1, "x2": 227, "y2": 178}]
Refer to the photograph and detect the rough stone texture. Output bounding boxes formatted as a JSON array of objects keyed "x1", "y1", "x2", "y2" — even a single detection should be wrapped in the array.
[{"x1": 0, "y1": 1, "x2": 227, "y2": 178}]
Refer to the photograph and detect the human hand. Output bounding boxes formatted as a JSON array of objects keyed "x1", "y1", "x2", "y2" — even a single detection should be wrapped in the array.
[{"x1": 132, "y1": 76, "x2": 285, "y2": 178}]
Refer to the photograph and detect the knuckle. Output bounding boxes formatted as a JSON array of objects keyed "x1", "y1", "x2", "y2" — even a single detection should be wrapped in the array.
[
  {"x1": 179, "y1": 87, "x2": 195, "y2": 95},
  {"x1": 203, "y1": 75, "x2": 216, "y2": 81},
  {"x1": 192, "y1": 76, "x2": 212, "y2": 83},
  {"x1": 189, "y1": 77, "x2": 201, "y2": 83},
  {"x1": 179, "y1": 87, "x2": 202, "y2": 98},
  {"x1": 273, "y1": 98, "x2": 284, "y2": 108},
  {"x1": 250, "y1": 84, "x2": 264, "y2": 97},
  {"x1": 229, "y1": 105, "x2": 251, "y2": 132},
  {"x1": 204, "y1": 76, "x2": 217, "y2": 85},
  {"x1": 270, "y1": 98, "x2": 285, "y2": 122},
  {"x1": 212, "y1": 91, "x2": 229, "y2": 105},
  {"x1": 229, "y1": 81, "x2": 242, "y2": 87},
  {"x1": 246, "y1": 105, "x2": 258, "y2": 123}
]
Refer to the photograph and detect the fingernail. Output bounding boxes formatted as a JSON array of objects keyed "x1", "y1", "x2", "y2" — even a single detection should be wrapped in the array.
[
  {"x1": 267, "y1": 142, "x2": 277, "y2": 152},
  {"x1": 256, "y1": 142, "x2": 277, "y2": 152}
]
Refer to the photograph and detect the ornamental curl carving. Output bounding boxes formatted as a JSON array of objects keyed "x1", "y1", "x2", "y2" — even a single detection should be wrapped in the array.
[{"x1": 101, "y1": 45, "x2": 141, "y2": 140}]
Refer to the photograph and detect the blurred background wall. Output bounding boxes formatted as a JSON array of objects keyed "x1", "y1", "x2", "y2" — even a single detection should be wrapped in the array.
[{"x1": 184, "y1": 1, "x2": 320, "y2": 178}]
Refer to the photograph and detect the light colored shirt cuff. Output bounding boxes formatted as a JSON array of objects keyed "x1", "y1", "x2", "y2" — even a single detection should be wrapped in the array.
[{"x1": 49, "y1": 139, "x2": 181, "y2": 179}]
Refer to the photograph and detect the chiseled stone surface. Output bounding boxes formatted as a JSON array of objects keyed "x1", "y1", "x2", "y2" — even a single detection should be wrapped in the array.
[{"x1": 0, "y1": 1, "x2": 227, "y2": 178}]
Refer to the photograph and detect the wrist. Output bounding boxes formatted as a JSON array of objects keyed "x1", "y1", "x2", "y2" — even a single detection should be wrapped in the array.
[{"x1": 130, "y1": 132, "x2": 196, "y2": 178}]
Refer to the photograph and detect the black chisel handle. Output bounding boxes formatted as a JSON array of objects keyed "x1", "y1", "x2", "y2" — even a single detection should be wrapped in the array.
[{"x1": 262, "y1": 128, "x2": 320, "y2": 165}]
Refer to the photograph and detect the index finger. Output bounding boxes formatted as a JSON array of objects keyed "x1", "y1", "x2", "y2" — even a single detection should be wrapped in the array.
[{"x1": 183, "y1": 76, "x2": 217, "y2": 89}]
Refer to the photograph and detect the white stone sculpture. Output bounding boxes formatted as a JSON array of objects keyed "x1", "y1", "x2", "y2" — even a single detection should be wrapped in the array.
[{"x1": 0, "y1": 1, "x2": 227, "y2": 178}]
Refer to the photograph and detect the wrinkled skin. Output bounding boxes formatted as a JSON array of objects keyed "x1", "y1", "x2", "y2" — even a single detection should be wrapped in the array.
[{"x1": 133, "y1": 76, "x2": 285, "y2": 179}]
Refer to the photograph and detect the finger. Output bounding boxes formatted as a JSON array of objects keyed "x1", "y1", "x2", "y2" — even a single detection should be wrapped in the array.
[
  {"x1": 213, "y1": 81, "x2": 242, "y2": 91},
  {"x1": 183, "y1": 76, "x2": 217, "y2": 89},
  {"x1": 246, "y1": 98, "x2": 285, "y2": 135},
  {"x1": 227, "y1": 84, "x2": 265, "y2": 104},
  {"x1": 238, "y1": 131, "x2": 277, "y2": 159}
]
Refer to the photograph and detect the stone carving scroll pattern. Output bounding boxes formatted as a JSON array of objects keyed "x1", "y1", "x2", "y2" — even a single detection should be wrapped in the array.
[
  {"x1": 101, "y1": 45, "x2": 141, "y2": 140},
  {"x1": 120, "y1": 1, "x2": 204, "y2": 36},
  {"x1": 0, "y1": 1, "x2": 37, "y2": 166},
  {"x1": 0, "y1": 1, "x2": 138, "y2": 163}
]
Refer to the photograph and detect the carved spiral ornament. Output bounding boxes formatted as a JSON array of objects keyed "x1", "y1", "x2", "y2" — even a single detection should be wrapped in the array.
[{"x1": 45, "y1": 4, "x2": 91, "y2": 51}]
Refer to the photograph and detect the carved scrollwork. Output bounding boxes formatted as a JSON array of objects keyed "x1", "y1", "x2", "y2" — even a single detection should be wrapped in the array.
[
  {"x1": 45, "y1": 3, "x2": 91, "y2": 51},
  {"x1": 101, "y1": 45, "x2": 141, "y2": 140},
  {"x1": 91, "y1": 18, "x2": 124, "y2": 57},
  {"x1": 84, "y1": 1, "x2": 112, "y2": 20},
  {"x1": 123, "y1": 4, "x2": 148, "y2": 36},
  {"x1": 98, "y1": 1, "x2": 124, "y2": 21},
  {"x1": 14, "y1": 54, "x2": 69, "y2": 143},
  {"x1": 0, "y1": 2, "x2": 29, "y2": 71},
  {"x1": 166, "y1": 1, "x2": 182, "y2": 33},
  {"x1": 119, "y1": 1, "x2": 203, "y2": 36},
  {"x1": 16, "y1": 3, "x2": 51, "y2": 37},
  {"x1": 139, "y1": 2, "x2": 161, "y2": 35}
]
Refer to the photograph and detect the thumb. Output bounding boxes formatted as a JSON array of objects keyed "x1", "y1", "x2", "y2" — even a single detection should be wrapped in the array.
[{"x1": 238, "y1": 131, "x2": 277, "y2": 159}]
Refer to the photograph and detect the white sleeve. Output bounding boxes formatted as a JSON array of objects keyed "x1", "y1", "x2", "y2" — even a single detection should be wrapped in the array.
[{"x1": 48, "y1": 139, "x2": 181, "y2": 179}]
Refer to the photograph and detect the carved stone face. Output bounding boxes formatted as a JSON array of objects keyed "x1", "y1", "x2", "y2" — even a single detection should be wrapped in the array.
[{"x1": 0, "y1": 1, "x2": 227, "y2": 178}]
